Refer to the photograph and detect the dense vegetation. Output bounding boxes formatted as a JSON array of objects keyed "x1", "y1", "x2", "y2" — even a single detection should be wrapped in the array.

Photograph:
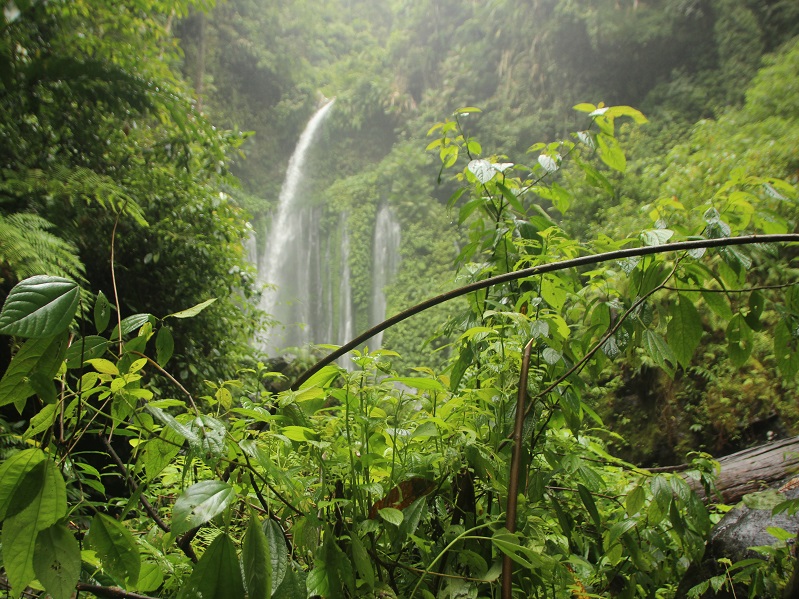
[{"x1": 2, "y1": 0, "x2": 799, "y2": 598}]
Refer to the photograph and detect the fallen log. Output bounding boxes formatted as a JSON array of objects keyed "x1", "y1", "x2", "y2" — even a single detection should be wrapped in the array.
[{"x1": 651, "y1": 435, "x2": 799, "y2": 504}]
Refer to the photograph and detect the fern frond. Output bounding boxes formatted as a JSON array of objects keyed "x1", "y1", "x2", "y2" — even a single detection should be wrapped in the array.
[{"x1": 0, "y1": 212, "x2": 86, "y2": 285}]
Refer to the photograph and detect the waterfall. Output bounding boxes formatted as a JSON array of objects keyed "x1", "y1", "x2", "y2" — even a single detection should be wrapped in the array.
[
  {"x1": 257, "y1": 99, "x2": 335, "y2": 354},
  {"x1": 369, "y1": 205, "x2": 401, "y2": 349},
  {"x1": 337, "y1": 220, "x2": 354, "y2": 369}
]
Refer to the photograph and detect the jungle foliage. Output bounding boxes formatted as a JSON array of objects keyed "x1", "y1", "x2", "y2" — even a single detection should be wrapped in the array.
[{"x1": 2, "y1": 0, "x2": 799, "y2": 598}]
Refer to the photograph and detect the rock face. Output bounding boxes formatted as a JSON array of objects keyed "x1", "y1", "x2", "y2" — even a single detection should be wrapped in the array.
[{"x1": 677, "y1": 485, "x2": 799, "y2": 598}]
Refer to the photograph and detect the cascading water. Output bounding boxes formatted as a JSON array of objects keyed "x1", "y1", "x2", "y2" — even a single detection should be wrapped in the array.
[
  {"x1": 257, "y1": 99, "x2": 335, "y2": 354},
  {"x1": 337, "y1": 220, "x2": 354, "y2": 368},
  {"x1": 369, "y1": 205, "x2": 401, "y2": 349}
]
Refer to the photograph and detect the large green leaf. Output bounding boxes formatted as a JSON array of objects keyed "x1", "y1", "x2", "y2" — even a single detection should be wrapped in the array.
[
  {"x1": 596, "y1": 132, "x2": 626, "y2": 172},
  {"x1": 0, "y1": 448, "x2": 45, "y2": 519},
  {"x1": 323, "y1": 532, "x2": 355, "y2": 598},
  {"x1": 172, "y1": 480, "x2": 235, "y2": 535},
  {"x1": 243, "y1": 515, "x2": 271, "y2": 599},
  {"x1": 264, "y1": 519, "x2": 288, "y2": 593},
  {"x1": 0, "y1": 275, "x2": 79, "y2": 338},
  {"x1": 86, "y1": 513, "x2": 141, "y2": 588},
  {"x1": 0, "y1": 333, "x2": 68, "y2": 409},
  {"x1": 33, "y1": 522, "x2": 81, "y2": 599},
  {"x1": 642, "y1": 330, "x2": 677, "y2": 378},
  {"x1": 774, "y1": 320, "x2": 799, "y2": 378},
  {"x1": 272, "y1": 565, "x2": 306, "y2": 599},
  {"x1": 180, "y1": 533, "x2": 244, "y2": 599},
  {"x1": 667, "y1": 294, "x2": 702, "y2": 369},
  {"x1": 1, "y1": 459, "x2": 67, "y2": 595}
]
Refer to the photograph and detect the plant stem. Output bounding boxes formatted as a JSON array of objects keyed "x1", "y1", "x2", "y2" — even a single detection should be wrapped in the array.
[{"x1": 502, "y1": 338, "x2": 534, "y2": 599}]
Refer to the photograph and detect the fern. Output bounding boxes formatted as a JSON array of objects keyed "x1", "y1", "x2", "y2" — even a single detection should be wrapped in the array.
[{"x1": 0, "y1": 212, "x2": 85, "y2": 284}]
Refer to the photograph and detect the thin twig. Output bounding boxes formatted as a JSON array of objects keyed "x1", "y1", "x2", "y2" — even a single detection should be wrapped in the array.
[
  {"x1": 100, "y1": 435, "x2": 172, "y2": 535},
  {"x1": 291, "y1": 234, "x2": 799, "y2": 389}
]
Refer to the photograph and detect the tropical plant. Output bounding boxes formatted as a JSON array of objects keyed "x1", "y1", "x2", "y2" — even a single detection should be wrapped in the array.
[{"x1": 1, "y1": 96, "x2": 797, "y2": 599}]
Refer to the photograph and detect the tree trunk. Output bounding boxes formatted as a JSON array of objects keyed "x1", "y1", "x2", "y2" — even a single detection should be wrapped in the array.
[{"x1": 652, "y1": 436, "x2": 799, "y2": 504}]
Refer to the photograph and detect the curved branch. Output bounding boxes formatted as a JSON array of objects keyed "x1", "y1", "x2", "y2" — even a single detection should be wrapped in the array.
[{"x1": 291, "y1": 234, "x2": 799, "y2": 389}]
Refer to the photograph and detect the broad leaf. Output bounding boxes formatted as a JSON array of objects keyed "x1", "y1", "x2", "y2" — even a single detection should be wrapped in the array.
[
  {"x1": 642, "y1": 330, "x2": 677, "y2": 377},
  {"x1": 378, "y1": 507, "x2": 404, "y2": 527},
  {"x1": 86, "y1": 513, "x2": 141, "y2": 588},
  {"x1": 0, "y1": 333, "x2": 68, "y2": 409},
  {"x1": 172, "y1": 480, "x2": 235, "y2": 535},
  {"x1": 65, "y1": 335, "x2": 109, "y2": 368},
  {"x1": 180, "y1": 533, "x2": 244, "y2": 599},
  {"x1": 467, "y1": 159, "x2": 496, "y2": 184},
  {"x1": 0, "y1": 275, "x2": 79, "y2": 338},
  {"x1": 243, "y1": 515, "x2": 271, "y2": 599},
  {"x1": 774, "y1": 320, "x2": 799, "y2": 378},
  {"x1": 33, "y1": 523, "x2": 81, "y2": 599},
  {"x1": 0, "y1": 448, "x2": 45, "y2": 519},
  {"x1": 667, "y1": 294, "x2": 702, "y2": 369},
  {"x1": 155, "y1": 326, "x2": 174, "y2": 366},
  {"x1": 94, "y1": 290, "x2": 111, "y2": 333},
  {"x1": 264, "y1": 518, "x2": 288, "y2": 593},
  {"x1": 596, "y1": 132, "x2": 626, "y2": 172},
  {"x1": 1, "y1": 459, "x2": 67, "y2": 595}
]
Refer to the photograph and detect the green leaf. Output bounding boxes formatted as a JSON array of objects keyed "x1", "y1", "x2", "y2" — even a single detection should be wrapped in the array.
[
  {"x1": 298, "y1": 364, "x2": 340, "y2": 390},
  {"x1": 385, "y1": 376, "x2": 444, "y2": 392},
  {"x1": 0, "y1": 448, "x2": 45, "y2": 520},
  {"x1": 573, "y1": 102, "x2": 596, "y2": 113},
  {"x1": 65, "y1": 335, "x2": 109, "y2": 368},
  {"x1": 86, "y1": 513, "x2": 141, "y2": 588},
  {"x1": 744, "y1": 290, "x2": 765, "y2": 332},
  {"x1": 667, "y1": 294, "x2": 703, "y2": 369},
  {"x1": 155, "y1": 326, "x2": 174, "y2": 366},
  {"x1": 141, "y1": 427, "x2": 183, "y2": 481},
  {"x1": 110, "y1": 313, "x2": 154, "y2": 338},
  {"x1": 0, "y1": 333, "x2": 68, "y2": 409},
  {"x1": 324, "y1": 532, "x2": 355, "y2": 597},
  {"x1": 578, "y1": 484, "x2": 602, "y2": 531},
  {"x1": 596, "y1": 132, "x2": 626, "y2": 172},
  {"x1": 22, "y1": 403, "x2": 58, "y2": 441},
  {"x1": 172, "y1": 480, "x2": 236, "y2": 535},
  {"x1": 701, "y1": 290, "x2": 733, "y2": 320},
  {"x1": 166, "y1": 297, "x2": 217, "y2": 319},
  {"x1": 136, "y1": 561, "x2": 164, "y2": 593},
  {"x1": 264, "y1": 519, "x2": 288, "y2": 593},
  {"x1": 94, "y1": 291, "x2": 111, "y2": 333},
  {"x1": 351, "y1": 533, "x2": 375, "y2": 589},
  {"x1": 378, "y1": 507, "x2": 404, "y2": 527},
  {"x1": 467, "y1": 159, "x2": 496, "y2": 184},
  {"x1": 0, "y1": 275, "x2": 79, "y2": 338},
  {"x1": 243, "y1": 514, "x2": 271, "y2": 599},
  {"x1": 626, "y1": 485, "x2": 646, "y2": 517},
  {"x1": 272, "y1": 565, "x2": 306, "y2": 599},
  {"x1": 642, "y1": 330, "x2": 677, "y2": 377},
  {"x1": 774, "y1": 320, "x2": 799, "y2": 378},
  {"x1": 1, "y1": 459, "x2": 67, "y2": 595},
  {"x1": 180, "y1": 533, "x2": 244, "y2": 599},
  {"x1": 605, "y1": 518, "x2": 637, "y2": 548},
  {"x1": 33, "y1": 523, "x2": 81, "y2": 599},
  {"x1": 727, "y1": 314, "x2": 754, "y2": 367},
  {"x1": 491, "y1": 529, "x2": 543, "y2": 569}
]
